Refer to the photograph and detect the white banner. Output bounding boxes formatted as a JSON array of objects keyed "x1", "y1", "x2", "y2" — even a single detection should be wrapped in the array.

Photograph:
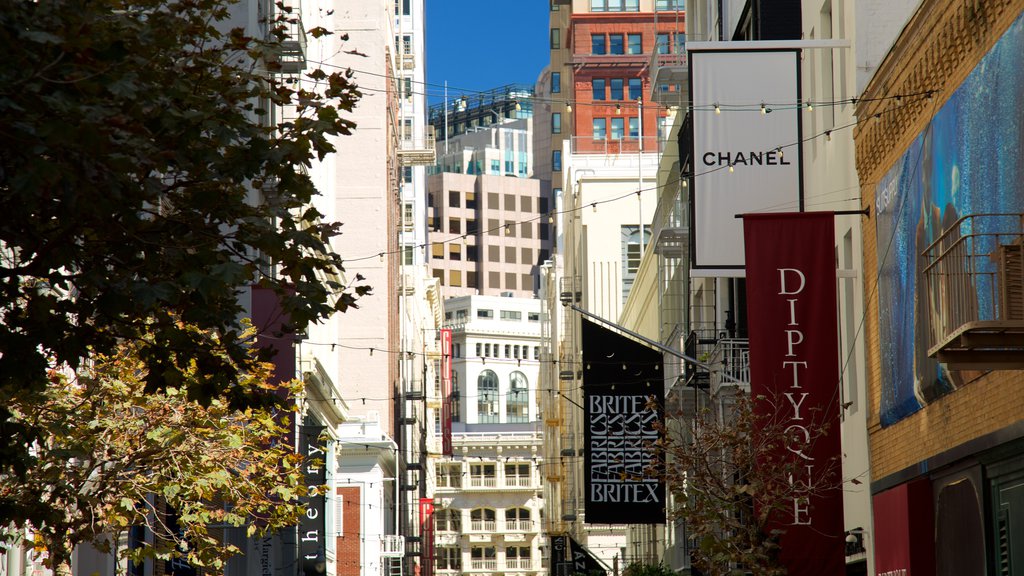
[{"x1": 689, "y1": 49, "x2": 802, "y2": 272}]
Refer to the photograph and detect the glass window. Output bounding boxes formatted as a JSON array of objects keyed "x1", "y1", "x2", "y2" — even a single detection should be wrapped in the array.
[
  {"x1": 477, "y1": 308, "x2": 493, "y2": 318},
  {"x1": 628, "y1": 117, "x2": 639, "y2": 139},
  {"x1": 500, "y1": 310, "x2": 522, "y2": 321},
  {"x1": 528, "y1": 312, "x2": 540, "y2": 322},
  {"x1": 625, "y1": 0, "x2": 639, "y2": 8},
  {"x1": 627, "y1": 33, "x2": 642, "y2": 55},
  {"x1": 611, "y1": 117, "x2": 624, "y2": 140},
  {"x1": 478, "y1": 370, "x2": 499, "y2": 423},
  {"x1": 675, "y1": 32, "x2": 686, "y2": 54},
  {"x1": 656, "y1": 33, "x2": 671, "y2": 54},
  {"x1": 610, "y1": 78, "x2": 624, "y2": 100},
  {"x1": 551, "y1": 113, "x2": 561, "y2": 134},
  {"x1": 609, "y1": 34, "x2": 624, "y2": 55},
  {"x1": 656, "y1": 0, "x2": 683, "y2": 9},
  {"x1": 629, "y1": 78, "x2": 643, "y2": 100},
  {"x1": 592, "y1": 78, "x2": 606, "y2": 101},
  {"x1": 551, "y1": 72, "x2": 561, "y2": 93},
  {"x1": 550, "y1": 28, "x2": 560, "y2": 49},
  {"x1": 621, "y1": 225, "x2": 651, "y2": 304},
  {"x1": 593, "y1": 118, "x2": 606, "y2": 140},
  {"x1": 448, "y1": 191, "x2": 460, "y2": 207},
  {"x1": 591, "y1": 34, "x2": 606, "y2": 55},
  {"x1": 552, "y1": 150, "x2": 562, "y2": 172},
  {"x1": 490, "y1": 159, "x2": 500, "y2": 174},
  {"x1": 507, "y1": 372, "x2": 529, "y2": 423}
]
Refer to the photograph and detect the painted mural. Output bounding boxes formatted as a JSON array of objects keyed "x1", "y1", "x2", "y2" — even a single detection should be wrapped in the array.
[{"x1": 874, "y1": 12, "x2": 1024, "y2": 427}]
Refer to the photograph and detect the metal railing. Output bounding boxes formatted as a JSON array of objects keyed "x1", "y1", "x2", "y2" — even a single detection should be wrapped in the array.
[
  {"x1": 570, "y1": 135, "x2": 661, "y2": 155},
  {"x1": 708, "y1": 338, "x2": 750, "y2": 393},
  {"x1": 920, "y1": 213, "x2": 1024, "y2": 352},
  {"x1": 381, "y1": 535, "x2": 405, "y2": 557}
]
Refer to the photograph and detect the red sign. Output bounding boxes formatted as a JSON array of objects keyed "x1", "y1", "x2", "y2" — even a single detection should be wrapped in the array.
[
  {"x1": 419, "y1": 498, "x2": 436, "y2": 576},
  {"x1": 439, "y1": 329, "x2": 452, "y2": 456},
  {"x1": 744, "y1": 212, "x2": 844, "y2": 575},
  {"x1": 874, "y1": 479, "x2": 935, "y2": 576}
]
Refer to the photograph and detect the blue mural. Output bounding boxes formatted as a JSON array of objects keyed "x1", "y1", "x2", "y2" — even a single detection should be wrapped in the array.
[{"x1": 874, "y1": 12, "x2": 1024, "y2": 427}]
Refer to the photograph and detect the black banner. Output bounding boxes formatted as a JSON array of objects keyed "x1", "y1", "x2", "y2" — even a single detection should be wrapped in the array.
[
  {"x1": 299, "y1": 424, "x2": 327, "y2": 576},
  {"x1": 550, "y1": 534, "x2": 608, "y2": 576},
  {"x1": 582, "y1": 319, "x2": 665, "y2": 524}
]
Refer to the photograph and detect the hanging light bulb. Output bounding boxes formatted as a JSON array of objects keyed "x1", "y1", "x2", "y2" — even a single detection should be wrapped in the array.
[
  {"x1": 760, "y1": 103, "x2": 767, "y2": 115},
  {"x1": 728, "y1": 163, "x2": 734, "y2": 173},
  {"x1": 548, "y1": 213, "x2": 555, "y2": 224},
  {"x1": 566, "y1": 102, "x2": 572, "y2": 113},
  {"x1": 616, "y1": 104, "x2": 622, "y2": 115},
  {"x1": 505, "y1": 223, "x2": 511, "y2": 234},
  {"x1": 825, "y1": 130, "x2": 832, "y2": 142},
  {"x1": 379, "y1": 252, "x2": 384, "y2": 262},
  {"x1": 514, "y1": 101, "x2": 522, "y2": 111},
  {"x1": 592, "y1": 203, "x2": 597, "y2": 213},
  {"x1": 681, "y1": 178, "x2": 688, "y2": 188},
  {"x1": 806, "y1": 100, "x2": 814, "y2": 111},
  {"x1": 714, "y1": 103, "x2": 721, "y2": 115}
]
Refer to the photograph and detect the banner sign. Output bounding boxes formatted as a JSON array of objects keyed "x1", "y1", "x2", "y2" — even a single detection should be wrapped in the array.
[
  {"x1": 440, "y1": 328, "x2": 453, "y2": 456},
  {"x1": 743, "y1": 212, "x2": 844, "y2": 576},
  {"x1": 582, "y1": 319, "x2": 664, "y2": 524},
  {"x1": 550, "y1": 535, "x2": 607, "y2": 576},
  {"x1": 689, "y1": 49, "x2": 802, "y2": 273},
  {"x1": 299, "y1": 424, "x2": 327, "y2": 576},
  {"x1": 419, "y1": 498, "x2": 435, "y2": 576}
]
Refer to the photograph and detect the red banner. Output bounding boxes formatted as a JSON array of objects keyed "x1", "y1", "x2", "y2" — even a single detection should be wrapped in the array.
[
  {"x1": 439, "y1": 329, "x2": 452, "y2": 456},
  {"x1": 743, "y1": 212, "x2": 844, "y2": 575},
  {"x1": 419, "y1": 498, "x2": 435, "y2": 576}
]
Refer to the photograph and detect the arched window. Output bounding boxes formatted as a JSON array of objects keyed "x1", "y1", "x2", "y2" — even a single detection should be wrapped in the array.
[
  {"x1": 504, "y1": 507, "x2": 531, "y2": 531},
  {"x1": 478, "y1": 370, "x2": 499, "y2": 423},
  {"x1": 507, "y1": 371, "x2": 529, "y2": 422},
  {"x1": 470, "y1": 507, "x2": 496, "y2": 531}
]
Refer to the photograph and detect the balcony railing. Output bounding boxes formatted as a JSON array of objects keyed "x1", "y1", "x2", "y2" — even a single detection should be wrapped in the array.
[
  {"x1": 505, "y1": 559, "x2": 532, "y2": 570},
  {"x1": 381, "y1": 535, "x2": 405, "y2": 558},
  {"x1": 470, "y1": 520, "x2": 497, "y2": 532},
  {"x1": 398, "y1": 125, "x2": 436, "y2": 166},
  {"x1": 708, "y1": 338, "x2": 750, "y2": 394},
  {"x1": 270, "y1": 0, "x2": 306, "y2": 74},
  {"x1": 468, "y1": 476, "x2": 497, "y2": 488},
  {"x1": 471, "y1": 560, "x2": 498, "y2": 571},
  {"x1": 504, "y1": 520, "x2": 533, "y2": 532},
  {"x1": 921, "y1": 213, "x2": 1024, "y2": 369},
  {"x1": 570, "y1": 135, "x2": 661, "y2": 155},
  {"x1": 504, "y1": 476, "x2": 531, "y2": 488}
]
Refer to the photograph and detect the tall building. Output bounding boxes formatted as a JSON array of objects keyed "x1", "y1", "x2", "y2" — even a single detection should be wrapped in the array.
[
  {"x1": 539, "y1": 1, "x2": 685, "y2": 570},
  {"x1": 426, "y1": 86, "x2": 551, "y2": 299},
  {"x1": 432, "y1": 295, "x2": 545, "y2": 576},
  {"x1": 855, "y1": 1, "x2": 1024, "y2": 574}
]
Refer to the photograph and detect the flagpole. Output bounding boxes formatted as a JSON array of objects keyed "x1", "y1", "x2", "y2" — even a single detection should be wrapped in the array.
[{"x1": 564, "y1": 302, "x2": 745, "y2": 384}]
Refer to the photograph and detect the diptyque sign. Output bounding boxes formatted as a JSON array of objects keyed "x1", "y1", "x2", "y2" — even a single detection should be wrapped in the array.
[{"x1": 582, "y1": 319, "x2": 664, "y2": 524}]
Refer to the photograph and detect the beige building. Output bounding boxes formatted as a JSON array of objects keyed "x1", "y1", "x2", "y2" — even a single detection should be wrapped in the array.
[{"x1": 427, "y1": 173, "x2": 550, "y2": 299}]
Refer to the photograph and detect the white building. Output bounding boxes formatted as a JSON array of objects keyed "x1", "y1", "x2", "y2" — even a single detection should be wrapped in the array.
[{"x1": 429, "y1": 295, "x2": 545, "y2": 576}]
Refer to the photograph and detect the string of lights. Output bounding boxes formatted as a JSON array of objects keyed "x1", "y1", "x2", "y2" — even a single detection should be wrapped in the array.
[{"x1": 332, "y1": 90, "x2": 933, "y2": 265}]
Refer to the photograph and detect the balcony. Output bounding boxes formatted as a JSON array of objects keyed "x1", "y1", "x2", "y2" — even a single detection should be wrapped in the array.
[
  {"x1": 651, "y1": 183, "x2": 688, "y2": 258},
  {"x1": 708, "y1": 338, "x2": 750, "y2": 394},
  {"x1": 381, "y1": 535, "x2": 405, "y2": 558},
  {"x1": 401, "y1": 52, "x2": 416, "y2": 71},
  {"x1": 470, "y1": 561, "x2": 498, "y2": 571},
  {"x1": 650, "y1": 50, "x2": 689, "y2": 108},
  {"x1": 269, "y1": 0, "x2": 306, "y2": 74},
  {"x1": 467, "y1": 476, "x2": 497, "y2": 489},
  {"x1": 504, "y1": 520, "x2": 533, "y2": 532},
  {"x1": 469, "y1": 520, "x2": 497, "y2": 532},
  {"x1": 505, "y1": 559, "x2": 533, "y2": 570},
  {"x1": 504, "y1": 476, "x2": 532, "y2": 488},
  {"x1": 570, "y1": 53, "x2": 648, "y2": 67},
  {"x1": 921, "y1": 213, "x2": 1024, "y2": 369},
  {"x1": 570, "y1": 135, "x2": 660, "y2": 156},
  {"x1": 398, "y1": 125, "x2": 436, "y2": 166}
]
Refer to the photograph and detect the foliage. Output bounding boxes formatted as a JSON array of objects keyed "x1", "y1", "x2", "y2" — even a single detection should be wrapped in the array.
[
  {"x1": 659, "y1": 389, "x2": 840, "y2": 576},
  {"x1": 0, "y1": 0, "x2": 367, "y2": 469},
  {"x1": 1, "y1": 325, "x2": 312, "y2": 574}
]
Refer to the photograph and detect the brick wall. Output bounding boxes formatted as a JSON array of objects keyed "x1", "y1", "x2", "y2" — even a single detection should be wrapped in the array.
[
  {"x1": 337, "y1": 487, "x2": 361, "y2": 576},
  {"x1": 856, "y1": 0, "x2": 1024, "y2": 482}
]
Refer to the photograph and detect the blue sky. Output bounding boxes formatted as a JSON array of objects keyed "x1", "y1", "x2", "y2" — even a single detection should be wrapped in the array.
[{"x1": 425, "y1": 1, "x2": 549, "y2": 105}]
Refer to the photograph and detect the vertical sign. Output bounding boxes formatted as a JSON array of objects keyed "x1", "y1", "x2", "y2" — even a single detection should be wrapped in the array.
[
  {"x1": 743, "y1": 212, "x2": 844, "y2": 576},
  {"x1": 419, "y1": 498, "x2": 435, "y2": 576},
  {"x1": 582, "y1": 319, "x2": 664, "y2": 524},
  {"x1": 299, "y1": 424, "x2": 327, "y2": 576},
  {"x1": 689, "y1": 49, "x2": 802, "y2": 272},
  {"x1": 439, "y1": 329, "x2": 453, "y2": 456}
]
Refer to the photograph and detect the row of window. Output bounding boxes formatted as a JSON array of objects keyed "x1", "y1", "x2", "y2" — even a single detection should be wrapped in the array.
[
  {"x1": 434, "y1": 191, "x2": 547, "y2": 214},
  {"x1": 583, "y1": 0, "x2": 684, "y2": 12},
  {"x1": 432, "y1": 269, "x2": 539, "y2": 292},
  {"x1": 592, "y1": 77, "x2": 644, "y2": 101},
  {"x1": 436, "y1": 545, "x2": 533, "y2": 571},
  {"x1": 591, "y1": 32, "x2": 686, "y2": 56},
  {"x1": 478, "y1": 370, "x2": 529, "y2": 423},
  {"x1": 436, "y1": 466, "x2": 535, "y2": 490},
  {"x1": 432, "y1": 218, "x2": 548, "y2": 240},
  {"x1": 474, "y1": 342, "x2": 541, "y2": 359},
  {"x1": 590, "y1": 116, "x2": 670, "y2": 141}
]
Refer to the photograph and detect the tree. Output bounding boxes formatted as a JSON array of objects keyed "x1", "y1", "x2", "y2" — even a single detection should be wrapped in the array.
[
  {"x1": 2, "y1": 325, "x2": 312, "y2": 576},
  {"x1": 659, "y1": 389, "x2": 840, "y2": 576},
  {"x1": 0, "y1": 0, "x2": 367, "y2": 470}
]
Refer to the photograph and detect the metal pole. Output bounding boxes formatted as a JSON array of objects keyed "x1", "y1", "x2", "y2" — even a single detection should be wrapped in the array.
[
  {"x1": 637, "y1": 98, "x2": 645, "y2": 256},
  {"x1": 565, "y1": 302, "x2": 744, "y2": 384},
  {"x1": 444, "y1": 81, "x2": 449, "y2": 155}
]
